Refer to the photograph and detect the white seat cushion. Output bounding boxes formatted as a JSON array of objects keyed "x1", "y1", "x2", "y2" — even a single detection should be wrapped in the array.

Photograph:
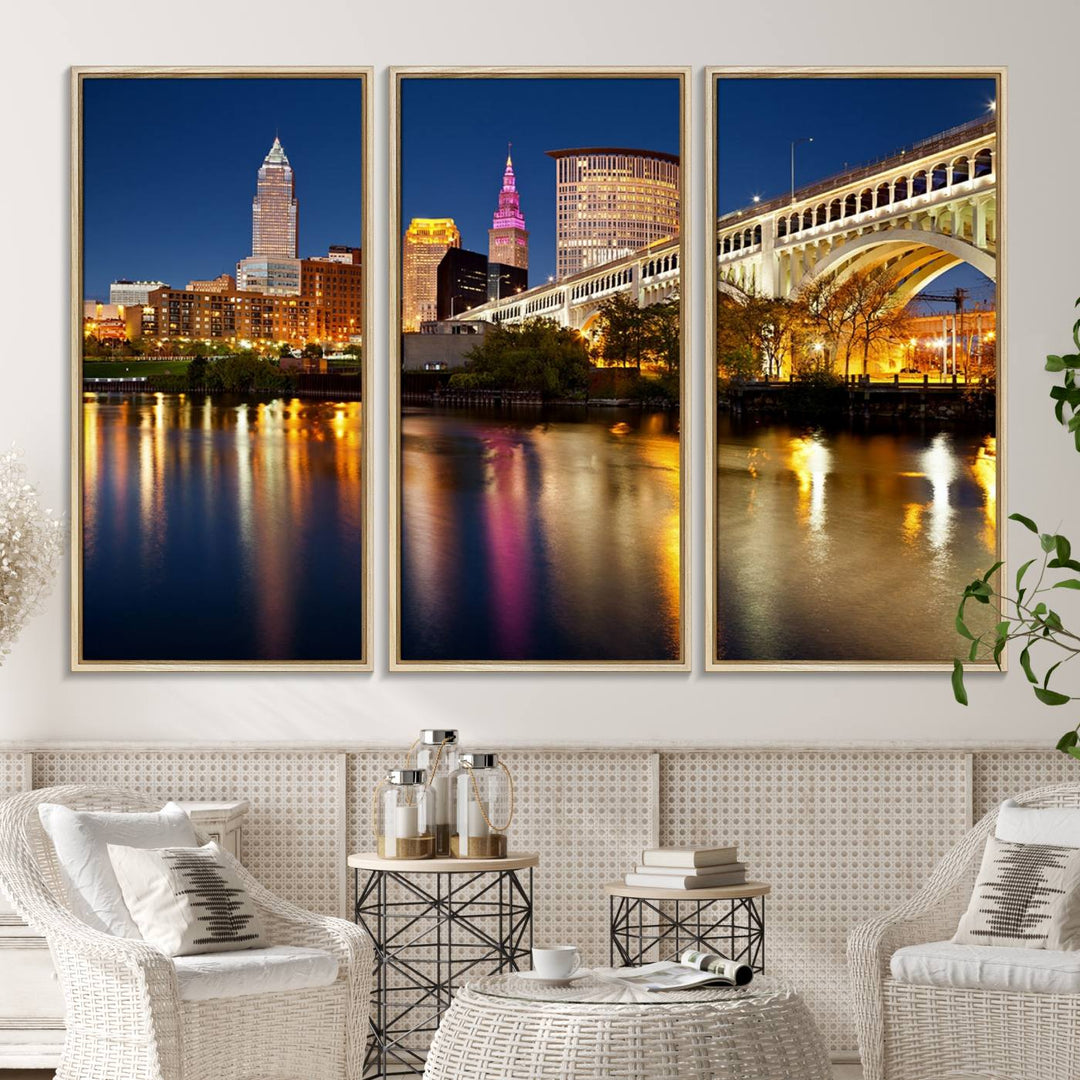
[
  {"x1": 173, "y1": 945, "x2": 339, "y2": 1002},
  {"x1": 892, "y1": 940, "x2": 1080, "y2": 995}
]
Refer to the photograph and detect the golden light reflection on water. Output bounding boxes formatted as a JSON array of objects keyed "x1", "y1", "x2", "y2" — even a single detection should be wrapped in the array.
[
  {"x1": 715, "y1": 415, "x2": 998, "y2": 662},
  {"x1": 81, "y1": 393, "x2": 364, "y2": 661},
  {"x1": 788, "y1": 434, "x2": 830, "y2": 536},
  {"x1": 971, "y1": 436, "x2": 997, "y2": 551},
  {"x1": 401, "y1": 410, "x2": 681, "y2": 661}
]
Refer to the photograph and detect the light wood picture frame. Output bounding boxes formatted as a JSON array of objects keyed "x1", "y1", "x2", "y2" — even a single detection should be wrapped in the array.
[
  {"x1": 389, "y1": 67, "x2": 691, "y2": 671},
  {"x1": 72, "y1": 67, "x2": 374, "y2": 670},
  {"x1": 705, "y1": 67, "x2": 1006, "y2": 671}
]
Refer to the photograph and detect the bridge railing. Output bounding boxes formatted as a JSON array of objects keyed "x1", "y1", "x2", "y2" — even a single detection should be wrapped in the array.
[{"x1": 718, "y1": 116, "x2": 996, "y2": 224}]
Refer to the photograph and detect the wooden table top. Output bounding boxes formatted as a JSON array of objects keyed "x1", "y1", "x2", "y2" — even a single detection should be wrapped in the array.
[
  {"x1": 604, "y1": 880, "x2": 771, "y2": 901},
  {"x1": 348, "y1": 851, "x2": 540, "y2": 873}
]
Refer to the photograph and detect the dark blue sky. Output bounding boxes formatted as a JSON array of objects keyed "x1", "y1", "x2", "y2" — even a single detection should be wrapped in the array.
[
  {"x1": 717, "y1": 76, "x2": 998, "y2": 308},
  {"x1": 401, "y1": 77, "x2": 681, "y2": 287},
  {"x1": 82, "y1": 77, "x2": 363, "y2": 300}
]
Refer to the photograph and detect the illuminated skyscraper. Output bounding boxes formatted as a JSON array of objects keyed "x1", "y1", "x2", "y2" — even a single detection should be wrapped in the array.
[
  {"x1": 401, "y1": 218, "x2": 461, "y2": 331},
  {"x1": 487, "y1": 145, "x2": 529, "y2": 275},
  {"x1": 546, "y1": 147, "x2": 680, "y2": 280},
  {"x1": 239, "y1": 137, "x2": 301, "y2": 294}
]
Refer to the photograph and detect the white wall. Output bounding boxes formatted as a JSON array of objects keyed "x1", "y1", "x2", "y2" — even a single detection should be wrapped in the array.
[{"x1": 1, "y1": 0, "x2": 1078, "y2": 748}]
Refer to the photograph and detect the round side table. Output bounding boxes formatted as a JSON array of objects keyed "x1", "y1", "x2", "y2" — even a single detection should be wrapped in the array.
[
  {"x1": 605, "y1": 880, "x2": 771, "y2": 971},
  {"x1": 423, "y1": 972, "x2": 831, "y2": 1080},
  {"x1": 349, "y1": 851, "x2": 539, "y2": 1079}
]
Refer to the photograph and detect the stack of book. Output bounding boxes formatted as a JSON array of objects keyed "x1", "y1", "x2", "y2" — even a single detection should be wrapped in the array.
[{"x1": 624, "y1": 845, "x2": 747, "y2": 890}]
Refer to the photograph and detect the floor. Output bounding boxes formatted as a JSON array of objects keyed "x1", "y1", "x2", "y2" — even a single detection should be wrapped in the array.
[{"x1": 5, "y1": 1069, "x2": 870, "y2": 1079}]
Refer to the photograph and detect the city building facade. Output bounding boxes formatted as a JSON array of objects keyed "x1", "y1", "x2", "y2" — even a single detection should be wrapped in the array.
[
  {"x1": 402, "y1": 218, "x2": 461, "y2": 331},
  {"x1": 83, "y1": 301, "x2": 142, "y2": 342},
  {"x1": 236, "y1": 255, "x2": 302, "y2": 295},
  {"x1": 187, "y1": 273, "x2": 236, "y2": 293},
  {"x1": 487, "y1": 147, "x2": 529, "y2": 274},
  {"x1": 436, "y1": 247, "x2": 527, "y2": 321},
  {"x1": 142, "y1": 248, "x2": 363, "y2": 348},
  {"x1": 546, "y1": 147, "x2": 680, "y2": 280},
  {"x1": 252, "y1": 136, "x2": 298, "y2": 258},
  {"x1": 108, "y1": 280, "x2": 168, "y2": 306}
]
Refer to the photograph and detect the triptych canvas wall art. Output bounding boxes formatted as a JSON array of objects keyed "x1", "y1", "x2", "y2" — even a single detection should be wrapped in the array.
[
  {"x1": 706, "y1": 69, "x2": 1003, "y2": 670},
  {"x1": 70, "y1": 66, "x2": 1003, "y2": 673},
  {"x1": 73, "y1": 68, "x2": 373, "y2": 670}
]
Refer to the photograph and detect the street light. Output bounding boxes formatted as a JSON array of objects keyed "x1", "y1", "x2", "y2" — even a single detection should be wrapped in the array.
[
  {"x1": 791, "y1": 137, "x2": 814, "y2": 203},
  {"x1": 752, "y1": 194, "x2": 761, "y2": 204}
]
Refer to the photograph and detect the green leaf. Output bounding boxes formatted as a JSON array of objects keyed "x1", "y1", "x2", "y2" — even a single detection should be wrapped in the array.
[
  {"x1": 955, "y1": 614, "x2": 975, "y2": 640},
  {"x1": 1034, "y1": 687, "x2": 1072, "y2": 706},
  {"x1": 1057, "y1": 536, "x2": 1073, "y2": 562},
  {"x1": 1047, "y1": 355, "x2": 1066, "y2": 372},
  {"x1": 1065, "y1": 746, "x2": 1080, "y2": 762},
  {"x1": 1041, "y1": 533, "x2": 1058, "y2": 553},
  {"x1": 1057, "y1": 731, "x2": 1079, "y2": 752},
  {"x1": 969, "y1": 637, "x2": 981, "y2": 662},
  {"x1": 1020, "y1": 646, "x2": 1037, "y2": 684},
  {"x1": 951, "y1": 659, "x2": 968, "y2": 706},
  {"x1": 1053, "y1": 579, "x2": 1080, "y2": 590},
  {"x1": 1016, "y1": 558, "x2": 1037, "y2": 590},
  {"x1": 1044, "y1": 660, "x2": 1064, "y2": 689},
  {"x1": 1048, "y1": 558, "x2": 1080, "y2": 571},
  {"x1": 981, "y1": 560, "x2": 1004, "y2": 583},
  {"x1": 1010, "y1": 513, "x2": 1039, "y2": 534},
  {"x1": 992, "y1": 638, "x2": 1006, "y2": 670},
  {"x1": 994, "y1": 620, "x2": 1011, "y2": 639}
]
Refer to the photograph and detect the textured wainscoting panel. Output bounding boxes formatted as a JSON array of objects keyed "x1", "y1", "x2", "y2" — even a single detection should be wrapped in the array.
[
  {"x1": 498, "y1": 751, "x2": 654, "y2": 967},
  {"x1": 0, "y1": 754, "x2": 28, "y2": 795},
  {"x1": 32, "y1": 752, "x2": 342, "y2": 916},
  {"x1": 659, "y1": 751, "x2": 969, "y2": 1053},
  {"x1": 972, "y1": 751, "x2": 1080, "y2": 819}
]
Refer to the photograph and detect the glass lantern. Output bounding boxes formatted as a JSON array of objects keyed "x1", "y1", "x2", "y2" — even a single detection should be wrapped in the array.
[
  {"x1": 376, "y1": 769, "x2": 435, "y2": 859},
  {"x1": 452, "y1": 752, "x2": 513, "y2": 859},
  {"x1": 415, "y1": 729, "x2": 461, "y2": 857}
]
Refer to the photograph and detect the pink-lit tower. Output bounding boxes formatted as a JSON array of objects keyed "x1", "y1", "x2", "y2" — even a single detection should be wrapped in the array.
[{"x1": 487, "y1": 144, "x2": 529, "y2": 274}]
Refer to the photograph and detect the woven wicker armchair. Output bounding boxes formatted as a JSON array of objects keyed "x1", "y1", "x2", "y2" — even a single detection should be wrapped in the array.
[
  {"x1": 849, "y1": 782, "x2": 1080, "y2": 1080},
  {"x1": 0, "y1": 785, "x2": 373, "y2": 1080}
]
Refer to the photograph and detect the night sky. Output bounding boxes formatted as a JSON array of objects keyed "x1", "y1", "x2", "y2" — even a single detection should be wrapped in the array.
[
  {"x1": 82, "y1": 77, "x2": 363, "y2": 300},
  {"x1": 716, "y1": 76, "x2": 998, "y2": 307},
  {"x1": 400, "y1": 77, "x2": 681, "y2": 287}
]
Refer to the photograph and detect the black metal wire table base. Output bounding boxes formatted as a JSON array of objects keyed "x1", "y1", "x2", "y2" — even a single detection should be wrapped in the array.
[
  {"x1": 354, "y1": 866, "x2": 534, "y2": 1078},
  {"x1": 609, "y1": 893, "x2": 766, "y2": 972}
]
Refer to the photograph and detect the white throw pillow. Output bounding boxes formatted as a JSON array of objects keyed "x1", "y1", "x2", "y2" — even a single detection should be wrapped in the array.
[
  {"x1": 996, "y1": 798, "x2": 1080, "y2": 847},
  {"x1": 108, "y1": 841, "x2": 266, "y2": 957},
  {"x1": 38, "y1": 801, "x2": 197, "y2": 937},
  {"x1": 953, "y1": 834, "x2": 1080, "y2": 950}
]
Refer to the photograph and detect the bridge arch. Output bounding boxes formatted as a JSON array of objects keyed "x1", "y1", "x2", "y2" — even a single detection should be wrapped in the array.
[{"x1": 794, "y1": 229, "x2": 996, "y2": 298}]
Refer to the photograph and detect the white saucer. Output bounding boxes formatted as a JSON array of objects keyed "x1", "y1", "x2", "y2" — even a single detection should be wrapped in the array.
[{"x1": 514, "y1": 970, "x2": 590, "y2": 986}]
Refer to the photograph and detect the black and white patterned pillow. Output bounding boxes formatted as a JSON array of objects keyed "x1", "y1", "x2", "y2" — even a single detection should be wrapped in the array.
[
  {"x1": 953, "y1": 835, "x2": 1080, "y2": 950},
  {"x1": 107, "y1": 841, "x2": 266, "y2": 956}
]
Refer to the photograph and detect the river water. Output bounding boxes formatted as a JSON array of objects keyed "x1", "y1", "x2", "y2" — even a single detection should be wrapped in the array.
[
  {"x1": 82, "y1": 393, "x2": 364, "y2": 662},
  {"x1": 400, "y1": 406, "x2": 682, "y2": 662},
  {"x1": 715, "y1": 414, "x2": 997, "y2": 662}
]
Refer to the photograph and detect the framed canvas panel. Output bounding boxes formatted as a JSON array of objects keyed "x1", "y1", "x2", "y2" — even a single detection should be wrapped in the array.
[
  {"x1": 72, "y1": 67, "x2": 373, "y2": 670},
  {"x1": 705, "y1": 68, "x2": 1005, "y2": 670},
  {"x1": 390, "y1": 67, "x2": 690, "y2": 671}
]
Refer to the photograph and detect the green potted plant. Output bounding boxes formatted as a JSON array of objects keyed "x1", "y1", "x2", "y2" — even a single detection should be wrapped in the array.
[{"x1": 953, "y1": 298, "x2": 1080, "y2": 758}]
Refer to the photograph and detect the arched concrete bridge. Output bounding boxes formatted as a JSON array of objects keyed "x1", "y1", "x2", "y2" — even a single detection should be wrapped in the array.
[
  {"x1": 449, "y1": 116, "x2": 996, "y2": 329},
  {"x1": 717, "y1": 115, "x2": 997, "y2": 302}
]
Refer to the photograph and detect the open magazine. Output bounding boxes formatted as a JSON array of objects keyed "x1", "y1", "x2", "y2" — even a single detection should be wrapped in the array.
[{"x1": 595, "y1": 949, "x2": 753, "y2": 992}]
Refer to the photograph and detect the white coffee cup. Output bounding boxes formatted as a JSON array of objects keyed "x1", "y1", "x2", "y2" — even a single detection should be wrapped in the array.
[{"x1": 532, "y1": 945, "x2": 581, "y2": 979}]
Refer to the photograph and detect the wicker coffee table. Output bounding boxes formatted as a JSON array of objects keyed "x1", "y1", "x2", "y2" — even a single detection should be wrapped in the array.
[{"x1": 423, "y1": 972, "x2": 830, "y2": 1079}]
